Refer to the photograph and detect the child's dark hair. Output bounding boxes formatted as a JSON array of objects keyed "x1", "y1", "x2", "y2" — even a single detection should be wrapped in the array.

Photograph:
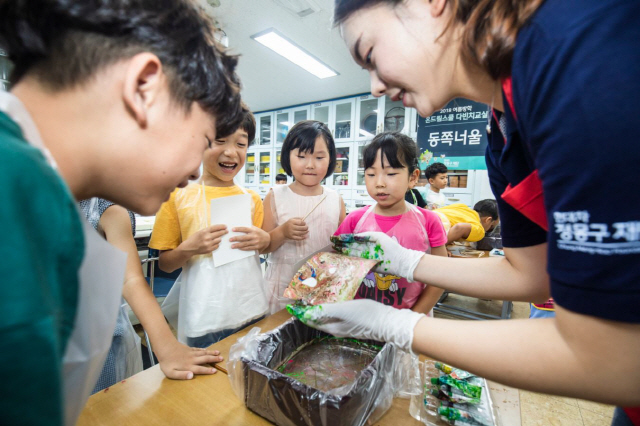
[
  {"x1": 362, "y1": 132, "x2": 418, "y2": 174},
  {"x1": 0, "y1": 0, "x2": 242, "y2": 138},
  {"x1": 275, "y1": 173, "x2": 287, "y2": 182},
  {"x1": 474, "y1": 199, "x2": 498, "y2": 220},
  {"x1": 238, "y1": 103, "x2": 256, "y2": 145},
  {"x1": 280, "y1": 120, "x2": 336, "y2": 179},
  {"x1": 425, "y1": 162, "x2": 448, "y2": 180}
]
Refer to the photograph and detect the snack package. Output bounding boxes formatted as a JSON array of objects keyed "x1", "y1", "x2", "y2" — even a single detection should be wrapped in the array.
[
  {"x1": 330, "y1": 234, "x2": 386, "y2": 260},
  {"x1": 435, "y1": 362, "x2": 477, "y2": 380},
  {"x1": 283, "y1": 251, "x2": 380, "y2": 305},
  {"x1": 430, "y1": 376, "x2": 482, "y2": 400},
  {"x1": 410, "y1": 361, "x2": 501, "y2": 426}
]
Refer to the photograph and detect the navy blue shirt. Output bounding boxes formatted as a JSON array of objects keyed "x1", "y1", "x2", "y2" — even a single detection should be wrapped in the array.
[{"x1": 486, "y1": 0, "x2": 640, "y2": 322}]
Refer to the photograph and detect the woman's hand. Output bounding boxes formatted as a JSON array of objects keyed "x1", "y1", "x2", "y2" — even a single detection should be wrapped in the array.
[
  {"x1": 332, "y1": 232, "x2": 425, "y2": 281},
  {"x1": 230, "y1": 226, "x2": 271, "y2": 251},
  {"x1": 156, "y1": 340, "x2": 224, "y2": 380},
  {"x1": 180, "y1": 224, "x2": 228, "y2": 255},
  {"x1": 282, "y1": 218, "x2": 308, "y2": 240},
  {"x1": 292, "y1": 299, "x2": 425, "y2": 353}
]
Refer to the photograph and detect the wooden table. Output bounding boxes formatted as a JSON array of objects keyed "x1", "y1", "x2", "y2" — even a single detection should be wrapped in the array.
[{"x1": 78, "y1": 310, "x2": 521, "y2": 425}]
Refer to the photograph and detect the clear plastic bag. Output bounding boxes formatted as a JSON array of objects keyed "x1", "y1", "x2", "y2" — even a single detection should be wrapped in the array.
[
  {"x1": 275, "y1": 336, "x2": 380, "y2": 393},
  {"x1": 394, "y1": 350, "x2": 423, "y2": 399},
  {"x1": 227, "y1": 318, "x2": 399, "y2": 426},
  {"x1": 410, "y1": 360, "x2": 501, "y2": 426}
]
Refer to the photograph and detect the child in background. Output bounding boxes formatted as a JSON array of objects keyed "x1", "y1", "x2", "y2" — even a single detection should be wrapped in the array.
[
  {"x1": 335, "y1": 132, "x2": 447, "y2": 316},
  {"x1": 79, "y1": 199, "x2": 143, "y2": 392},
  {"x1": 435, "y1": 199, "x2": 499, "y2": 244},
  {"x1": 423, "y1": 162, "x2": 448, "y2": 209},
  {"x1": 262, "y1": 120, "x2": 346, "y2": 313},
  {"x1": 79, "y1": 198, "x2": 223, "y2": 390},
  {"x1": 275, "y1": 173, "x2": 288, "y2": 184},
  {"x1": 149, "y1": 107, "x2": 269, "y2": 348},
  {"x1": 530, "y1": 298, "x2": 556, "y2": 318},
  {"x1": 405, "y1": 184, "x2": 427, "y2": 208}
]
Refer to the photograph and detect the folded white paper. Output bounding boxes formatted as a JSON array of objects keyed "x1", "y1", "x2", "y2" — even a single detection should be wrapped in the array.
[{"x1": 210, "y1": 194, "x2": 255, "y2": 267}]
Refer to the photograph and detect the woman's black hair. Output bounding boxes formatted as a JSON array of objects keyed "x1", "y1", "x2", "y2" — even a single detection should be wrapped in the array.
[
  {"x1": 280, "y1": 120, "x2": 336, "y2": 179},
  {"x1": 0, "y1": 0, "x2": 243, "y2": 138},
  {"x1": 362, "y1": 131, "x2": 418, "y2": 174},
  {"x1": 334, "y1": 0, "x2": 403, "y2": 25}
]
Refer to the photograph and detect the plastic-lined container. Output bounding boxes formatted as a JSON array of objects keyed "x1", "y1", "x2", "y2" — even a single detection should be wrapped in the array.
[{"x1": 228, "y1": 318, "x2": 399, "y2": 426}]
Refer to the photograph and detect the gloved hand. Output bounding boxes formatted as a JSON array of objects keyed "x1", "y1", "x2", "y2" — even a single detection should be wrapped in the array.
[
  {"x1": 332, "y1": 232, "x2": 425, "y2": 282},
  {"x1": 289, "y1": 299, "x2": 425, "y2": 353}
]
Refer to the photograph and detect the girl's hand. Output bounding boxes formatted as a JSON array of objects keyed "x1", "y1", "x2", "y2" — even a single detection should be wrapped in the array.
[
  {"x1": 282, "y1": 218, "x2": 308, "y2": 240},
  {"x1": 156, "y1": 340, "x2": 224, "y2": 380},
  {"x1": 181, "y1": 224, "x2": 228, "y2": 255},
  {"x1": 230, "y1": 226, "x2": 271, "y2": 251}
]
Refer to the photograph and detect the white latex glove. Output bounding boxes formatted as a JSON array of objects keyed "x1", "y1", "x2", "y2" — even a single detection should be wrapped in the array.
[
  {"x1": 294, "y1": 299, "x2": 425, "y2": 353},
  {"x1": 333, "y1": 232, "x2": 425, "y2": 282}
]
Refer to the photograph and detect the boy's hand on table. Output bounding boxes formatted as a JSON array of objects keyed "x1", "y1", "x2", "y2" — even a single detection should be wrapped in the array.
[
  {"x1": 331, "y1": 232, "x2": 425, "y2": 281},
  {"x1": 181, "y1": 224, "x2": 228, "y2": 255},
  {"x1": 156, "y1": 340, "x2": 224, "y2": 380},
  {"x1": 282, "y1": 218, "x2": 308, "y2": 240},
  {"x1": 292, "y1": 299, "x2": 425, "y2": 353},
  {"x1": 230, "y1": 226, "x2": 270, "y2": 251}
]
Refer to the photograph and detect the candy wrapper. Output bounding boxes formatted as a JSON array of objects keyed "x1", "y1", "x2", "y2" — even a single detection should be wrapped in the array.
[
  {"x1": 330, "y1": 234, "x2": 396, "y2": 273},
  {"x1": 283, "y1": 251, "x2": 380, "y2": 305}
]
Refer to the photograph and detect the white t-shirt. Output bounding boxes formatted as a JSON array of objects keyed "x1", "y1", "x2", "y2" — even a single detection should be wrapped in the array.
[{"x1": 424, "y1": 186, "x2": 447, "y2": 210}]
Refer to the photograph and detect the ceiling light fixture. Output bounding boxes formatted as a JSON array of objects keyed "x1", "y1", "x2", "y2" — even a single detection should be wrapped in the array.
[
  {"x1": 251, "y1": 28, "x2": 338, "y2": 79},
  {"x1": 271, "y1": 0, "x2": 321, "y2": 18}
]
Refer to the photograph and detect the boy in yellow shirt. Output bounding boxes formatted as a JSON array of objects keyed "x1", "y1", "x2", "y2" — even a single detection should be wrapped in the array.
[
  {"x1": 149, "y1": 107, "x2": 270, "y2": 348},
  {"x1": 435, "y1": 199, "x2": 499, "y2": 244}
]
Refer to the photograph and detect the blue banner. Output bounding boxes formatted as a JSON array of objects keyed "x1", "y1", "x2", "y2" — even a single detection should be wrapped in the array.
[{"x1": 417, "y1": 98, "x2": 490, "y2": 170}]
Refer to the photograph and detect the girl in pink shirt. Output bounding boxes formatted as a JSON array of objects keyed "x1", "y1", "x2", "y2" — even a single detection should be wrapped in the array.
[{"x1": 335, "y1": 132, "x2": 447, "y2": 315}]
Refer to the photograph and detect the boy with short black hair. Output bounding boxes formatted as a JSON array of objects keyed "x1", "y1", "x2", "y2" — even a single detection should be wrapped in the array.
[
  {"x1": 423, "y1": 162, "x2": 448, "y2": 209},
  {"x1": 275, "y1": 173, "x2": 287, "y2": 184},
  {"x1": 150, "y1": 105, "x2": 269, "y2": 348},
  {"x1": 435, "y1": 199, "x2": 499, "y2": 244}
]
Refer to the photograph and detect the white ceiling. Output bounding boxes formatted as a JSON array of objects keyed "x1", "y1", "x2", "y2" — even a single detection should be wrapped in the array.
[{"x1": 199, "y1": 0, "x2": 371, "y2": 112}]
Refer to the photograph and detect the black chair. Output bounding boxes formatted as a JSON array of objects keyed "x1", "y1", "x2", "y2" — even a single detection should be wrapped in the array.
[{"x1": 144, "y1": 248, "x2": 181, "y2": 298}]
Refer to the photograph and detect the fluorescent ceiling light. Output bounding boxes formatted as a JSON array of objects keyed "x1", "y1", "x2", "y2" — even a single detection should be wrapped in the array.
[{"x1": 251, "y1": 29, "x2": 338, "y2": 79}]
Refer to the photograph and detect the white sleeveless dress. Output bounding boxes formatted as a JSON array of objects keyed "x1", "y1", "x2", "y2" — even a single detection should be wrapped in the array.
[{"x1": 264, "y1": 185, "x2": 341, "y2": 314}]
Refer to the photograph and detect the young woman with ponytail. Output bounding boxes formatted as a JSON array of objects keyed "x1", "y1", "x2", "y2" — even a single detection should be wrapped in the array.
[{"x1": 304, "y1": 1, "x2": 640, "y2": 424}]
